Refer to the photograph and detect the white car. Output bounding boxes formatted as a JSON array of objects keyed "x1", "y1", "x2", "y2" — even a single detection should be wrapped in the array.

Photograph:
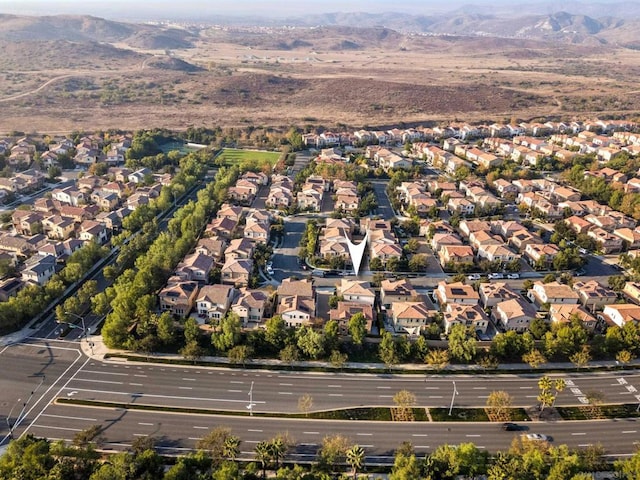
[
  {"x1": 488, "y1": 273, "x2": 504, "y2": 280},
  {"x1": 506, "y1": 273, "x2": 520, "y2": 279},
  {"x1": 266, "y1": 267, "x2": 274, "y2": 275},
  {"x1": 467, "y1": 274, "x2": 481, "y2": 281},
  {"x1": 524, "y1": 433, "x2": 551, "y2": 442}
]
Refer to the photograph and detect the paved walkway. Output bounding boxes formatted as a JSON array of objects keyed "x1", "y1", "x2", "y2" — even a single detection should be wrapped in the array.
[{"x1": 4, "y1": 321, "x2": 640, "y2": 373}]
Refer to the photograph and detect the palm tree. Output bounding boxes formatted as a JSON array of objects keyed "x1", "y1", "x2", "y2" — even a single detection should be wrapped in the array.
[
  {"x1": 538, "y1": 376, "x2": 552, "y2": 393},
  {"x1": 268, "y1": 437, "x2": 286, "y2": 470},
  {"x1": 223, "y1": 435, "x2": 241, "y2": 461},
  {"x1": 255, "y1": 441, "x2": 271, "y2": 479},
  {"x1": 346, "y1": 444, "x2": 365, "y2": 479},
  {"x1": 552, "y1": 378, "x2": 566, "y2": 406}
]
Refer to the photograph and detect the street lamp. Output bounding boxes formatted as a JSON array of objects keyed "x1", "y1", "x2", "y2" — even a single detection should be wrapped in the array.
[
  {"x1": 247, "y1": 381, "x2": 255, "y2": 416},
  {"x1": 448, "y1": 381, "x2": 458, "y2": 416},
  {"x1": 6, "y1": 398, "x2": 21, "y2": 439},
  {"x1": 63, "y1": 312, "x2": 94, "y2": 355}
]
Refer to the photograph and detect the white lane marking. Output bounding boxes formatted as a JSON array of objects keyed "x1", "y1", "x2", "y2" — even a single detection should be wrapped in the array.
[
  {"x1": 412, "y1": 434, "x2": 428, "y2": 437},
  {"x1": 359, "y1": 444, "x2": 374, "y2": 448},
  {"x1": 179, "y1": 387, "x2": 193, "y2": 390},
  {"x1": 244, "y1": 440, "x2": 259, "y2": 444},
  {"x1": 138, "y1": 422, "x2": 154, "y2": 426},
  {"x1": 328, "y1": 393, "x2": 343, "y2": 397},
  {"x1": 134, "y1": 374, "x2": 147, "y2": 378},
  {"x1": 357, "y1": 433, "x2": 373, "y2": 436},
  {"x1": 58, "y1": 387, "x2": 266, "y2": 404},
  {"x1": 300, "y1": 442, "x2": 317, "y2": 446},
  {"x1": 303, "y1": 431, "x2": 319, "y2": 435},
  {"x1": 377, "y1": 386, "x2": 391, "y2": 389},
  {"x1": 81, "y1": 370, "x2": 128, "y2": 377},
  {"x1": 429, "y1": 396, "x2": 443, "y2": 399},
  {"x1": 230, "y1": 381, "x2": 244, "y2": 384},
  {"x1": 520, "y1": 386, "x2": 533, "y2": 389},
  {"x1": 72, "y1": 378, "x2": 123, "y2": 385},
  {"x1": 182, "y1": 378, "x2": 196, "y2": 381},
  {"x1": 193, "y1": 426, "x2": 208, "y2": 429},
  {"x1": 188, "y1": 437, "x2": 203, "y2": 441},
  {"x1": 279, "y1": 392, "x2": 293, "y2": 395},
  {"x1": 228, "y1": 390, "x2": 242, "y2": 393},
  {"x1": 248, "y1": 429, "x2": 263, "y2": 432},
  {"x1": 129, "y1": 383, "x2": 143, "y2": 386},
  {"x1": 279, "y1": 383, "x2": 293, "y2": 386},
  {"x1": 618, "y1": 378, "x2": 628, "y2": 385},
  {"x1": 424, "y1": 387, "x2": 439, "y2": 390},
  {"x1": 466, "y1": 434, "x2": 481, "y2": 437},
  {"x1": 473, "y1": 387, "x2": 486, "y2": 390},
  {"x1": 415, "y1": 445, "x2": 430, "y2": 449},
  {"x1": 327, "y1": 385, "x2": 341, "y2": 388},
  {"x1": 572, "y1": 432, "x2": 586, "y2": 436},
  {"x1": 578, "y1": 444, "x2": 592, "y2": 447},
  {"x1": 41, "y1": 414, "x2": 97, "y2": 421},
  {"x1": 133, "y1": 433, "x2": 148, "y2": 437},
  {"x1": 379, "y1": 395, "x2": 393, "y2": 398},
  {"x1": 622, "y1": 430, "x2": 637, "y2": 434},
  {"x1": 32, "y1": 425, "x2": 82, "y2": 432}
]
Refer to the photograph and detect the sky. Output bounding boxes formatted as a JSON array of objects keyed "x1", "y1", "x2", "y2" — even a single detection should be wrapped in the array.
[{"x1": 0, "y1": 0, "x2": 627, "y2": 20}]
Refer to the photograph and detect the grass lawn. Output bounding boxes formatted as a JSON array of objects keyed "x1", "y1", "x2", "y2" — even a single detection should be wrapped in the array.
[
  {"x1": 557, "y1": 404, "x2": 640, "y2": 420},
  {"x1": 218, "y1": 148, "x2": 280, "y2": 166},
  {"x1": 430, "y1": 408, "x2": 490, "y2": 422}
]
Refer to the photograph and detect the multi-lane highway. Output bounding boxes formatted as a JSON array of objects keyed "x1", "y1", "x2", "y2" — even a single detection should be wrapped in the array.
[{"x1": 2, "y1": 339, "x2": 639, "y2": 462}]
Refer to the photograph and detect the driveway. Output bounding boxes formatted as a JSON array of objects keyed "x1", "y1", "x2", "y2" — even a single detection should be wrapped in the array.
[{"x1": 370, "y1": 179, "x2": 395, "y2": 220}]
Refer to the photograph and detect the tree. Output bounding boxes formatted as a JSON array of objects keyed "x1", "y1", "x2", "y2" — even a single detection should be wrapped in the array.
[
  {"x1": 523, "y1": 349, "x2": 547, "y2": 369},
  {"x1": 179, "y1": 340, "x2": 204, "y2": 364},
  {"x1": 369, "y1": 257, "x2": 384, "y2": 271},
  {"x1": 329, "y1": 349, "x2": 347, "y2": 369},
  {"x1": 348, "y1": 312, "x2": 367, "y2": 345},
  {"x1": 196, "y1": 426, "x2": 233, "y2": 466},
  {"x1": 264, "y1": 315, "x2": 287, "y2": 351},
  {"x1": 279, "y1": 344, "x2": 300, "y2": 363},
  {"x1": 318, "y1": 434, "x2": 350, "y2": 469},
  {"x1": 298, "y1": 393, "x2": 313, "y2": 417},
  {"x1": 569, "y1": 345, "x2": 591, "y2": 369},
  {"x1": 608, "y1": 275, "x2": 627, "y2": 292},
  {"x1": 408, "y1": 254, "x2": 428, "y2": 272},
  {"x1": 616, "y1": 349, "x2": 634, "y2": 365},
  {"x1": 425, "y1": 349, "x2": 449, "y2": 370},
  {"x1": 212, "y1": 312, "x2": 242, "y2": 352},
  {"x1": 296, "y1": 325, "x2": 325, "y2": 359},
  {"x1": 447, "y1": 324, "x2": 477, "y2": 363},
  {"x1": 552, "y1": 378, "x2": 566, "y2": 406},
  {"x1": 389, "y1": 452, "x2": 421, "y2": 480},
  {"x1": 486, "y1": 391, "x2": 513, "y2": 422},
  {"x1": 254, "y1": 441, "x2": 271, "y2": 479},
  {"x1": 73, "y1": 424, "x2": 104, "y2": 448},
  {"x1": 537, "y1": 376, "x2": 555, "y2": 412},
  {"x1": 227, "y1": 345, "x2": 252, "y2": 366},
  {"x1": 183, "y1": 317, "x2": 201, "y2": 345},
  {"x1": 346, "y1": 445, "x2": 365, "y2": 479},
  {"x1": 379, "y1": 331, "x2": 399, "y2": 368},
  {"x1": 223, "y1": 435, "x2": 241, "y2": 461}
]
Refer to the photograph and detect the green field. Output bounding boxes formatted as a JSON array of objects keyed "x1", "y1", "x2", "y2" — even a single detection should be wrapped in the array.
[{"x1": 218, "y1": 148, "x2": 280, "y2": 166}]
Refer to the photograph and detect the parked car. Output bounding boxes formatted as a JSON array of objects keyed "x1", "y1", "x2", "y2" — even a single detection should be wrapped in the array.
[
  {"x1": 578, "y1": 248, "x2": 588, "y2": 255},
  {"x1": 488, "y1": 273, "x2": 504, "y2": 280},
  {"x1": 506, "y1": 273, "x2": 520, "y2": 279},
  {"x1": 524, "y1": 433, "x2": 552, "y2": 442},
  {"x1": 311, "y1": 269, "x2": 326, "y2": 277},
  {"x1": 467, "y1": 274, "x2": 481, "y2": 281},
  {"x1": 266, "y1": 266, "x2": 274, "y2": 276}
]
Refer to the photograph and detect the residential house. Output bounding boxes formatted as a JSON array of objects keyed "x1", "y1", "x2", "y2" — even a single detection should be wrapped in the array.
[
  {"x1": 510, "y1": 229, "x2": 543, "y2": 252},
  {"x1": 243, "y1": 219, "x2": 270, "y2": 244},
  {"x1": 42, "y1": 215, "x2": 76, "y2": 240},
  {"x1": 205, "y1": 217, "x2": 238, "y2": 240},
  {"x1": 477, "y1": 244, "x2": 519, "y2": 264},
  {"x1": 337, "y1": 279, "x2": 376, "y2": 306},
  {"x1": 12, "y1": 211, "x2": 43, "y2": 236},
  {"x1": 622, "y1": 282, "x2": 640, "y2": 304},
  {"x1": 390, "y1": 301, "x2": 431, "y2": 333},
  {"x1": 549, "y1": 304, "x2": 598, "y2": 331},
  {"x1": 78, "y1": 220, "x2": 109, "y2": 245},
  {"x1": 195, "y1": 236, "x2": 227, "y2": 263},
  {"x1": 435, "y1": 281, "x2": 479, "y2": 306},
  {"x1": 444, "y1": 304, "x2": 490, "y2": 334},
  {"x1": 492, "y1": 298, "x2": 538, "y2": 332},
  {"x1": 232, "y1": 288, "x2": 269, "y2": 326},
  {"x1": 528, "y1": 281, "x2": 580, "y2": 306},
  {"x1": 572, "y1": 280, "x2": 618, "y2": 312},
  {"x1": 175, "y1": 252, "x2": 215, "y2": 283},
  {"x1": 158, "y1": 276, "x2": 199, "y2": 317},
  {"x1": 479, "y1": 282, "x2": 521, "y2": 308},
  {"x1": 278, "y1": 295, "x2": 316, "y2": 328},
  {"x1": 21, "y1": 254, "x2": 56, "y2": 286},
  {"x1": 329, "y1": 301, "x2": 374, "y2": 334},
  {"x1": 600, "y1": 304, "x2": 640, "y2": 327},
  {"x1": 588, "y1": 227, "x2": 623, "y2": 253},
  {"x1": 221, "y1": 258, "x2": 253, "y2": 287},
  {"x1": 0, "y1": 277, "x2": 23, "y2": 302},
  {"x1": 380, "y1": 278, "x2": 419, "y2": 309},
  {"x1": 438, "y1": 245, "x2": 475, "y2": 267},
  {"x1": 224, "y1": 238, "x2": 254, "y2": 261},
  {"x1": 217, "y1": 204, "x2": 244, "y2": 223},
  {"x1": 447, "y1": 197, "x2": 475, "y2": 215},
  {"x1": 525, "y1": 243, "x2": 560, "y2": 268},
  {"x1": 459, "y1": 220, "x2": 491, "y2": 238},
  {"x1": 196, "y1": 285, "x2": 236, "y2": 323},
  {"x1": 51, "y1": 186, "x2": 86, "y2": 206}
]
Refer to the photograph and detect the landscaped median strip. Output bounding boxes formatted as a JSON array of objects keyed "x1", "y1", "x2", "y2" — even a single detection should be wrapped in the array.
[{"x1": 56, "y1": 397, "x2": 640, "y2": 421}]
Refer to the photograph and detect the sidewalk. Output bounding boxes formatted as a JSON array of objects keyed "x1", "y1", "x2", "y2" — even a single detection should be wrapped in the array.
[{"x1": 77, "y1": 334, "x2": 640, "y2": 374}]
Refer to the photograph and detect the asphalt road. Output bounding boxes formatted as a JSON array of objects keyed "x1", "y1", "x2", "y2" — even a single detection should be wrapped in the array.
[{"x1": 4, "y1": 340, "x2": 640, "y2": 460}]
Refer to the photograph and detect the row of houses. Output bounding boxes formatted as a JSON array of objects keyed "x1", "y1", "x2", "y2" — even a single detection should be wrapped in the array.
[{"x1": 299, "y1": 119, "x2": 636, "y2": 149}]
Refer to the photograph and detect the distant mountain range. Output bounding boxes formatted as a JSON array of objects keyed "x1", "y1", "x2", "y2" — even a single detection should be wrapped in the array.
[{"x1": 0, "y1": 7, "x2": 638, "y2": 49}]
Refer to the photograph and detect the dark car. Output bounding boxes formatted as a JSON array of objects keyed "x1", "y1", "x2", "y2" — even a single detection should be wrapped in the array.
[{"x1": 502, "y1": 423, "x2": 520, "y2": 431}]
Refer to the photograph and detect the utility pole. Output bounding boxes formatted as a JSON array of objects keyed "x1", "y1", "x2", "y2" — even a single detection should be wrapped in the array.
[
  {"x1": 64, "y1": 312, "x2": 93, "y2": 354},
  {"x1": 248, "y1": 381, "x2": 255, "y2": 416},
  {"x1": 448, "y1": 381, "x2": 458, "y2": 416}
]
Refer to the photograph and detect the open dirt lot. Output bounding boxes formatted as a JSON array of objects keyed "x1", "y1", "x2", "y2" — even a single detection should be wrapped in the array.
[{"x1": 1, "y1": 32, "x2": 639, "y2": 133}]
